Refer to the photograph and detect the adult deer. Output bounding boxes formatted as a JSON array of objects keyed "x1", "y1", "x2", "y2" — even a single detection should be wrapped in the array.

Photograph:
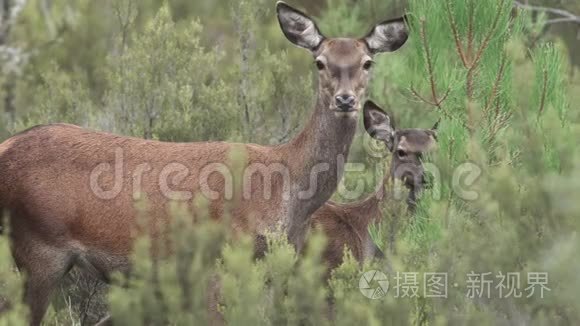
[
  {"x1": 312, "y1": 100, "x2": 438, "y2": 273},
  {"x1": 0, "y1": 2, "x2": 408, "y2": 324}
]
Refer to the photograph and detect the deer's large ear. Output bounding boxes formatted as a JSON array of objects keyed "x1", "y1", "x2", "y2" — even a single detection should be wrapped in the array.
[
  {"x1": 276, "y1": 1, "x2": 325, "y2": 52},
  {"x1": 364, "y1": 100, "x2": 396, "y2": 151},
  {"x1": 431, "y1": 118, "x2": 440, "y2": 131},
  {"x1": 430, "y1": 118, "x2": 440, "y2": 140},
  {"x1": 363, "y1": 16, "x2": 409, "y2": 54}
]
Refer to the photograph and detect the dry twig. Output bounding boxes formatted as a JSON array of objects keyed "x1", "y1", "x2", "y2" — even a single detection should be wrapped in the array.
[{"x1": 514, "y1": 1, "x2": 580, "y2": 25}]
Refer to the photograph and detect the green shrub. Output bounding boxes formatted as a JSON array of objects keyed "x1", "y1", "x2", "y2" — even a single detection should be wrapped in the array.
[
  {"x1": 0, "y1": 220, "x2": 28, "y2": 325},
  {"x1": 1, "y1": 0, "x2": 580, "y2": 325}
]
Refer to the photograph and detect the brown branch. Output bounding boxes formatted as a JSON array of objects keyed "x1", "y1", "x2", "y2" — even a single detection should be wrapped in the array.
[
  {"x1": 445, "y1": 0, "x2": 468, "y2": 67},
  {"x1": 500, "y1": 110, "x2": 512, "y2": 128},
  {"x1": 411, "y1": 18, "x2": 469, "y2": 129},
  {"x1": 546, "y1": 18, "x2": 580, "y2": 24},
  {"x1": 514, "y1": 1, "x2": 580, "y2": 25},
  {"x1": 494, "y1": 97, "x2": 501, "y2": 120},
  {"x1": 438, "y1": 87, "x2": 451, "y2": 104},
  {"x1": 490, "y1": 98, "x2": 501, "y2": 139},
  {"x1": 487, "y1": 98, "x2": 507, "y2": 143},
  {"x1": 490, "y1": 113, "x2": 512, "y2": 143},
  {"x1": 466, "y1": 99, "x2": 476, "y2": 134},
  {"x1": 467, "y1": 0, "x2": 475, "y2": 61},
  {"x1": 410, "y1": 86, "x2": 466, "y2": 129},
  {"x1": 484, "y1": 55, "x2": 508, "y2": 115},
  {"x1": 485, "y1": 76, "x2": 513, "y2": 145},
  {"x1": 419, "y1": 18, "x2": 443, "y2": 106},
  {"x1": 538, "y1": 68, "x2": 548, "y2": 117},
  {"x1": 410, "y1": 86, "x2": 438, "y2": 106},
  {"x1": 471, "y1": 0, "x2": 507, "y2": 70},
  {"x1": 465, "y1": 0, "x2": 506, "y2": 99},
  {"x1": 466, "y1": 67, "x2": 476, "y2": 99}
]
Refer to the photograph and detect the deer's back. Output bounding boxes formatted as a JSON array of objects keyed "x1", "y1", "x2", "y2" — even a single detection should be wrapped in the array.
[
  {"x1": 0, "y1": 123, "x2": 281, "y2": 256},
  {"x1": 312, "y1": 204, "x2": 367, "y2": 270},
  {"x1": 311, "y1": 197, "x2": 383, "y2": 271}
]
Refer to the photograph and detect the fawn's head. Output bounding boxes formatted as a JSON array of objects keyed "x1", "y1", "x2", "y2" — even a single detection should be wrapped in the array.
[
  {"x1": 364, "y1": 101, "x2": 438, "y2": 203},
  {"x1": 276, "y1": 2, "x2": 408, "y2": 119}
]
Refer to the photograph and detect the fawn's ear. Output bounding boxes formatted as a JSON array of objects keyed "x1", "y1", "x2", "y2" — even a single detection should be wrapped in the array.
[
  {"x1": 431, "y1": 118, "x2": 440, "y2": 131},
  {"x1": 430, "y1": 118, "x2": 440, "y2": 139},
  {"x1": 276, "y1": 1, "x2": 325, "y2": 52},
  {"x1": 364, "y1": 100, "x2": 396, "y2": 151},
  {"x1": 363, "y1": 16, "x2": 409, "y2": 54}
]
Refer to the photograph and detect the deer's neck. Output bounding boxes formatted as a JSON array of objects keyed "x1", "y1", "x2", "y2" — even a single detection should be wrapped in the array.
[
  {"x1": 342, "y1": 170, "x2": 388, "y2": 229},
  {"x1": 282, "y1": 94, "x2": 357, "y2": 248}
]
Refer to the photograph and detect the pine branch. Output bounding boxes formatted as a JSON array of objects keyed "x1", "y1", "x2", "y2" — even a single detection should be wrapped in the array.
[
  {"x1": 487, "y1": 99, "x2": 512, "y2": 145},
  {"x1": 419, "y1": 19, "x2": 441, "y2": 106},
  {"x1": 464, "y1": 0, "x2": 506, "y2": 99},
  {"x1": 409, "y1": 86, "x2": 464, "y2": 129},
  {"x1": 484, "y1": 55, "x2": 508, "y2": 115},
  {"x1": 537, "y1": 68, "x2": 548, "y2": 118},
  {"x1": 471, "y1": 0, "x2": 507, "y2": 70},
  {"x1": 409, "y1": 86, "x2": 438, "y2": 107},
  {"x1": 445, "y1": 0, "x2": 468, "y2": 68},
  {"x1": 412, "y1": 17, "x2": 467, "y2": 129},
  {"x1": 466, "y1": 0, "x2": 475, "y2": 61}
]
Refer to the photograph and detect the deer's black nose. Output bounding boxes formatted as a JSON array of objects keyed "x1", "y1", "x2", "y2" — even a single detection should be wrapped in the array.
[{"x1": 335, "y1": 94, "x2": 355, "y2": 111}]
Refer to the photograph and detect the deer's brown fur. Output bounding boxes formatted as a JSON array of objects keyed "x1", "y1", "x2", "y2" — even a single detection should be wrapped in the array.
[
  {"x1": 0, "y1": 2, "x2": 408, "y2": 325},
  {"x1": 312, "y1": 194, "x2": 384, "y2": 272}
]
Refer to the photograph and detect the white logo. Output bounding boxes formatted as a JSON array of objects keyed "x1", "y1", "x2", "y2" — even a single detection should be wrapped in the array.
[{"x1": 359, "y1": 270, "x2": 389, "y2": 299}]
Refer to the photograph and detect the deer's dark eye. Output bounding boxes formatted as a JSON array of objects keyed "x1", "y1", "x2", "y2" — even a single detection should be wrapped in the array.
[
  {"x1": 363, "y1": 60, "x2": 374, "y2": 70},
  {"x1": 396, "y1": 149, "x2": 407, "y2": 158},
  {"x1": 315, "y1": 60, "x2": 325, "y2": 71}
]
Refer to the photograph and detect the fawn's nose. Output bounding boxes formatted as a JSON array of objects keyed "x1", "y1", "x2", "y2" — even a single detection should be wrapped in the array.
[
  {"x1": 402, "y1": 172, "x2": 427, "y2": 189},
  {"x1": 335, "y1": 94, "x2": 356, "y2": 111}
]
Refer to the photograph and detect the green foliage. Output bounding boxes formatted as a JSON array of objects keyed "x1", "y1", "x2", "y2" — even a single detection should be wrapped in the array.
[
  {"x1": 260, "y1": 231, "x2": 296, "y2": 325},
  {"x1": 14, "y1": 63, "x2": 98, "y2": 131},
  {"x1": 327, "y1": 0, "x2": 580, "y2": 323},
  {"x1": 101, "y1": 212, "x2": 419, "y2": 325},
  {"x1": 531, "y1": 44, "x2": 568, "y2": 122},
  {"x1": 380, "y1": 0, "x2": 580, "y2": 323},
  {"x1": 0, "y1": 220, "x2": 27, "y2": 325},
  {"x1": 283, "y1": 232, "x2": 328, "y2": 326},
  {"x1": 105, "y1": 3, "x2": 237, "y2": 141},
  {"x1": 228, "y1": 0, "x2": 314, "y2": 144},
  {"x1": 107, "y1": 203, "x2": 228, "y2": 325},
  {"x1": 220, "y1": 238, "x2": 267, "y2": 325},
  {"x1": 330, "y1": 253, "x2": 412, "y2": 326},
  {"x1": 2, "y1": 0, "x2": 580, "y2": 325}
]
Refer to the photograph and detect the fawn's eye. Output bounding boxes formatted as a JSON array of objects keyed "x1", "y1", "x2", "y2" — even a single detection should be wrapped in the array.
[
  {"x1": 315, "y1": 60, "x2": 325, "y2": 70},
  {"x1": 396, "y1": 149, "x2": 407, "y2": 158},
  {"x1": 363, "y1": 60, "x2": 374, "y2": 70}
]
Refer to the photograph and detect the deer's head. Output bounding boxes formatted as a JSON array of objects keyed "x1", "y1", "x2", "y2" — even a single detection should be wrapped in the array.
[
  {"x1": 364, "y1": 101, "x2": 438, "y2": 205},
  {"x1": 276, "y1": 2, "x2": 408, "y2": 119}
]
